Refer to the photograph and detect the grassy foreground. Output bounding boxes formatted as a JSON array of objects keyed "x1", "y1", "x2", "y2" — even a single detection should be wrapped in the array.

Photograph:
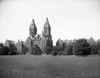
[{"x1": 0, "y1": 55, "x2": 100, "y2": 78}]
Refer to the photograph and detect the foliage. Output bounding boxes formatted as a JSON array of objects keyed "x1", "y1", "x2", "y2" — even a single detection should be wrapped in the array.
[
  {"x1": 51, "y1": 46, "x2": 58, "y2": 56},
  {"x1": 90, "y1": 44, "x2": 97, "y2": 55},
  {"x1": 0, "y1": 43, "x2": 4, "y2": 55},
  {"x1": 56, "y1": 39, "x2": 65, "y2": 52},
  {"x1": 51, "y1": 51, "x2": 58, "y2": 56},
  {"x1": 8, "y1": 44, "x2": 17, "y2": 55},
  {"x1": 0, "y1": 43, "x2": 17, "y2": 55},
  {"x1": 96, "y1": 43, "x2": 100, "y2": 55},
  {"x1": 30, "y1": 45, "x2": 43, "y2": 55},
  {"x1": 44, "y1": 46, "x2": 52, "y2": 55},
  {"x1": 55, "y1": 39, "x2": 66, "y2": 55},
  {"x1": 57, "y1": 51, "x2": 63, "y2": 55},
  {"x1": 72, "y1": 39, "x2": 90, "y2": 56},
  {"x1": 64, "y1": 44, "x2": 73, "y2": 55},
  {"x1": 97, "y1": 48, "x2": 100, "y2": 55},
  {"x1": 2, "y1": 46, "x2": 9, "y2": 55}
]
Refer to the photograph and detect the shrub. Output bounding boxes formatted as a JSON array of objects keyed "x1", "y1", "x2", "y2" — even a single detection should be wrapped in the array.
[
  {"x1": 31, "y1": 45, "x2": 43, "y2": 55},
  {"x1": 57, "y1": 51, "x2": 63, "y2": 55},
  {"x1": 50, "y1": 46, "x2": 58, "y2": 56},
  {"x1": 44, "y1": 46, "x2": 52, "y2": 55},
  {"x1": 51, "y1": 51, "x2": 58, "y2": 56}
]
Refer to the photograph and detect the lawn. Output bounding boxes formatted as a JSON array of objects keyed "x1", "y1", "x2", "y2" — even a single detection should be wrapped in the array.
[{"x1": 0, "y1": 55, "x2": 100, "y2": 78}]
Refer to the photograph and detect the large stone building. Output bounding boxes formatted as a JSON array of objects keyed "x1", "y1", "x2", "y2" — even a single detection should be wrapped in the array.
[{"x1": 16, "y1": 18, "x2": 53, "y2": 53}]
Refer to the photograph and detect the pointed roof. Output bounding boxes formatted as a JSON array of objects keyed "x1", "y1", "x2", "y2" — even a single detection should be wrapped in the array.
[
  {"x1": 45, "y1": 17, "x2": 49, "y2": 24},
  {"x1": 88, "y1": 37, "x2": 96, "y2": 45},
  {"x1": 31, "y1": 19, "x2": 35, "y2": 26},
  {"x1": 5, "y1": 40, "x2": 15, "y2": 44},
  {"x1": 88, "y1": 37, "x2": 95, "y2": 42},
  {"x1": 29, "y1": 19, "x2": 37, "y2": 29},
  {"x1": 44, "y1": 17, "x2": 51, "y2": 29}
]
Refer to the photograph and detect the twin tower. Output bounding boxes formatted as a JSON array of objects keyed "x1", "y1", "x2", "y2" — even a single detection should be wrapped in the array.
[{"x1": 25, "y1": 18, "x2": 53, "y2": 51}]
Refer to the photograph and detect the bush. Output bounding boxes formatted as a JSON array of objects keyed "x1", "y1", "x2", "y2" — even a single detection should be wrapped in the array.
[
  {"x1": 44, "y1": 46, "x2": 52, "y2": 55},
  {"x1": 57, "y1": 51, "x2": 63, "y2": 55},
  {"x1": 51, "y1": 51, "x2": 58, "y2": 56},
  {"x1": 72, "y1": 39, "x2": 90, "y2": 56},
  {"x1": 31, "y1": 45, "x2": 43, "y2": 55},
  {"x1": 50, "y1": 46, "x2": 58, "y2": 56}
]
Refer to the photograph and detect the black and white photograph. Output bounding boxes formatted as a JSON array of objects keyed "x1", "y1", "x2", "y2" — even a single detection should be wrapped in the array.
[{"x1": 0, "y1": 0, "x2": 100, "y2": 78}]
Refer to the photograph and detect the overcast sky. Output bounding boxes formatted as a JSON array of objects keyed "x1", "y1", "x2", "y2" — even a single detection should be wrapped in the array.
[{"x1": 0, "y1": 0, "x2": 100, "y2": 44}]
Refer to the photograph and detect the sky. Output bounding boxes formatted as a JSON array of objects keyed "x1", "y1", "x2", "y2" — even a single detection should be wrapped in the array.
[{"x1": 0, "y1": 0, "x2": 100, "y2": 45}]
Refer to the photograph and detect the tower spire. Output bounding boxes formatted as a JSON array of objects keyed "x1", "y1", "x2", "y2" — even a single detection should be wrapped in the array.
[
  {"x1": 29, "y1": 19, "x2": 37, "y2": 38},
  {"x1": 31, "y1": 19, "x2": 35, "y2": 25},
  {"x1": 42, "y1": 17, "x2": 52, "y2": 38},
  {"x1": 45, "y1": 17, "x2": 49, "y2": 24}
]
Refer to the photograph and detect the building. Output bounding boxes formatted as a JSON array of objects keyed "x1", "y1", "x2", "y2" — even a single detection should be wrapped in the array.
[
  {"x1": 16, "y1": 18, "x2": 53, "y2": 53},
  {"x1": 16, "y1": 40, "x2": 23, "y2": 54},
  {"x1": 25, "y1": 17, "x2": 53, "y2": 52},
  {"x1": 4, "y1": 40, "x2": 15, "y2": 47}
]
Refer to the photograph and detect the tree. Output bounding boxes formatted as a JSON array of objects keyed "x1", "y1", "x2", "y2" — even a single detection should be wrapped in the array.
[
  {"x1": 72, "y1": 39, "x2": 90, "y2": 56},
  {"x1": 96, "y1": 43, "x2": 100, "y2": 55},
  {"x1": 56, "y1": 39, "x2": 64, "y2": 52},
  {"x1": 97, "y1": 48, "x2": 100, "y2": 55},
  {"x1": 90, "y1": 44, "x2": 97, "y2": 55},
  {"x1": 30, "y1": 45, "x2": 43, "y2": 55},
  {"x1": 0, "y1": 43, "x2": 3, "y2": 55},
  {"x1": 55, "y1": 39, "x2": 65, "y2": 55},
  {"x1": 2, "y1": 46, "x2": 9, "y2": 55},
  {"x1": 64, "y1": 44, "x2": 73, "y2": 55},
  {"x1": 88, "y1": 37, "x2": 97, "y2": 55},
  {"x1": 8, "y1": 44, "x2": 17, "y2": 55},
  {"x1": 0, "y1": 43, "x2": 17, "y2": 55}
]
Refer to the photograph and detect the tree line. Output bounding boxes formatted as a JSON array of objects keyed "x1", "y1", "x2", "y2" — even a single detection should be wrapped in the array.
[
  {"x1": 43, "y1": 38, "x2": 100, "y2": 56},
  {"x1": 0, "y1": 38, "x2": 100, "y2": 56}
]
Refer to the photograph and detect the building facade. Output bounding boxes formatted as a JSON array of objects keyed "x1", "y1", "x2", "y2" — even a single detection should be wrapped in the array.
[{"x1": 16, "y1": 18, "x2": 53, "y2": 53}]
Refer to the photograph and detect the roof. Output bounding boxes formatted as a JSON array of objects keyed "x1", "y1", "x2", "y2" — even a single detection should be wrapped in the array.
[{"x1": 5, "y1": 40, "x2": 15, "y2": 44}]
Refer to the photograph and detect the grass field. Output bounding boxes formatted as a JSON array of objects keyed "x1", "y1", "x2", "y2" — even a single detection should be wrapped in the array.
[{"x1": 0, "y1": 55, "x2": 100, "y2": 78}]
